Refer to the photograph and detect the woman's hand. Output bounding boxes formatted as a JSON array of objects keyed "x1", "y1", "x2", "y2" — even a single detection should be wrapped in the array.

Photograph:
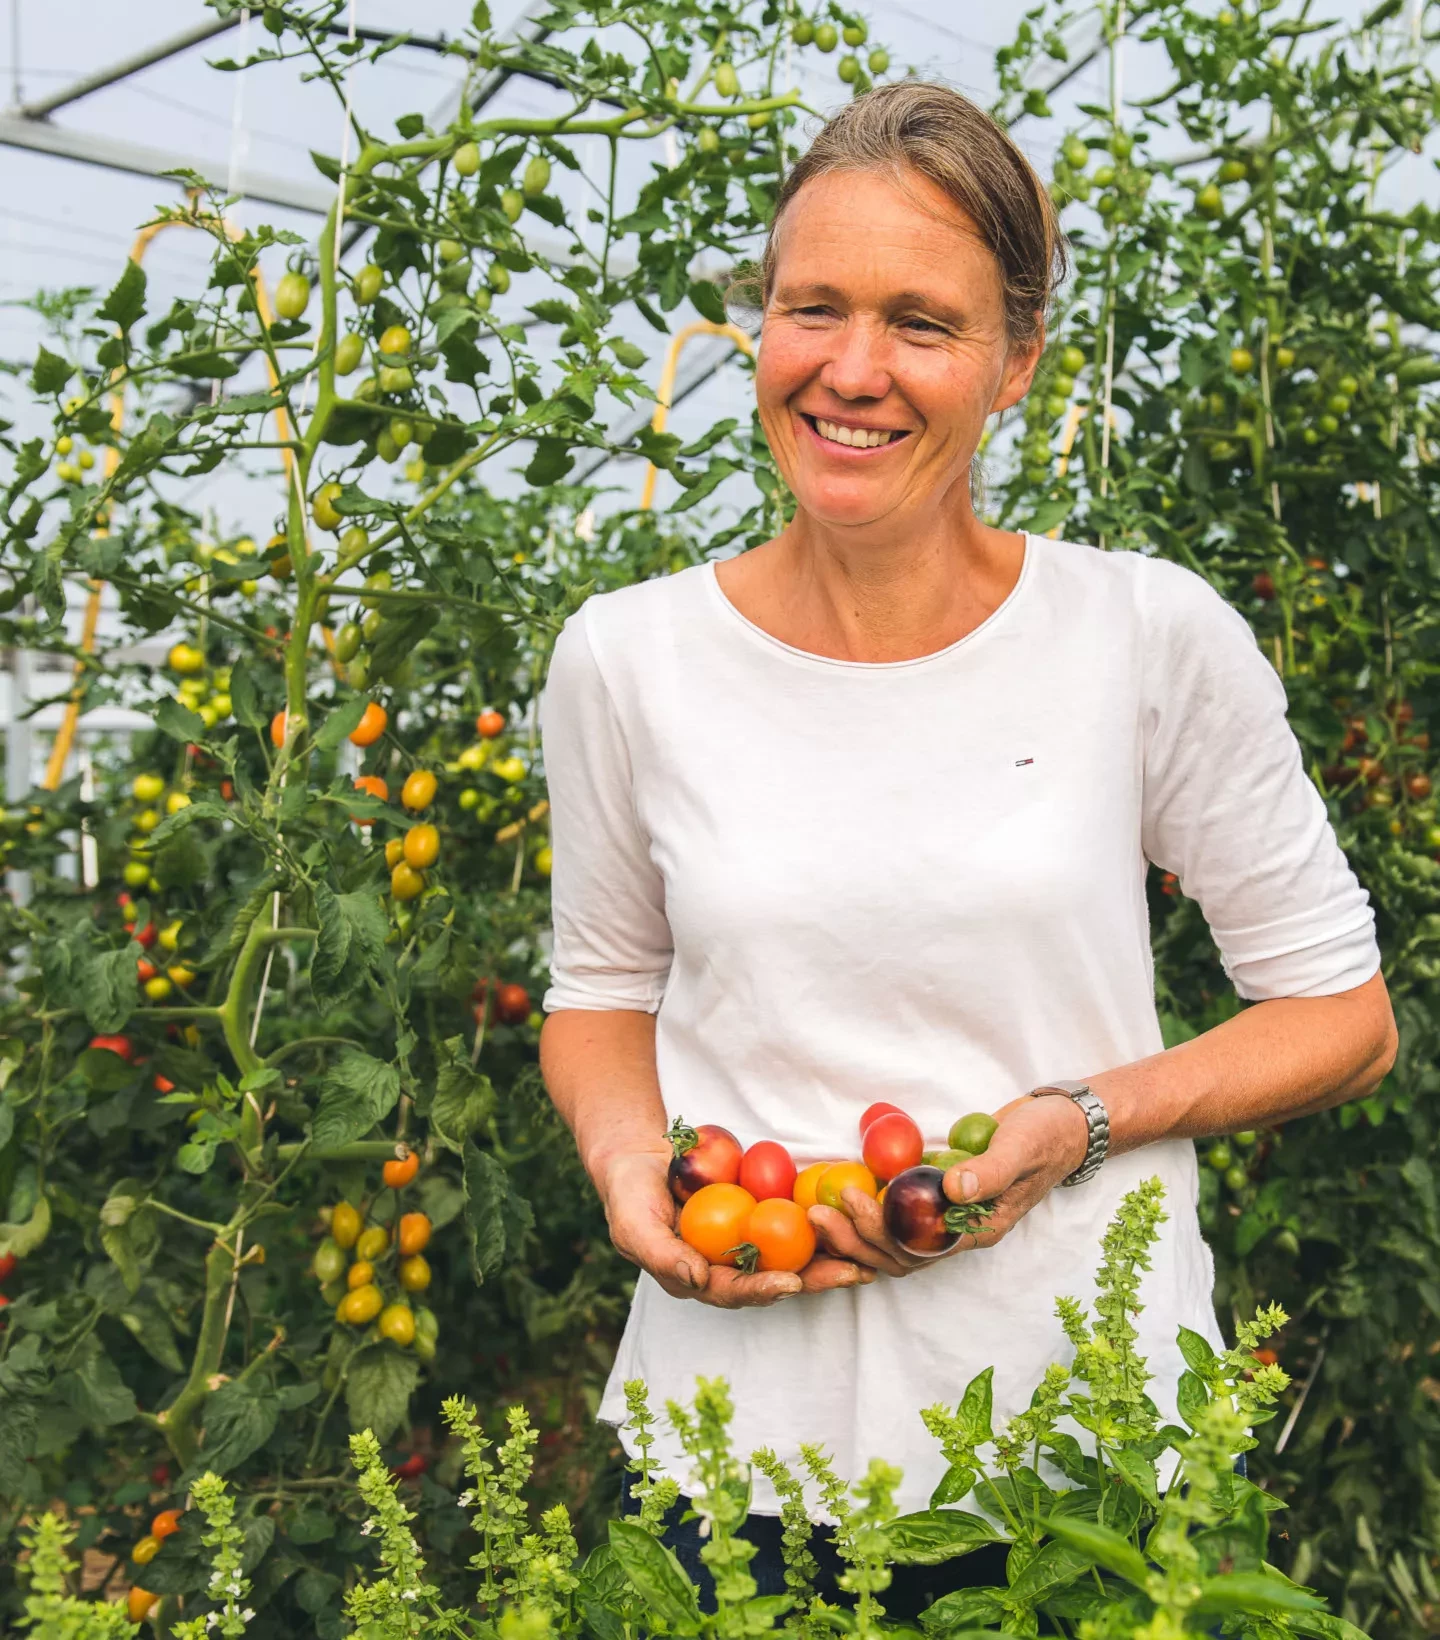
[
  {"x1": 595, "y1": 1149, "x2": 875, "y2": 1308},
  {"x1": 808, "y1": 1094, "x2": 1089, "y2": 1272}
]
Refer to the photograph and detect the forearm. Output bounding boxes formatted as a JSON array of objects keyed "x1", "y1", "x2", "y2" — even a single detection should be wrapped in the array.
[
  {"x1": 1091, "y1": 969, "x2": 1397, "y2": 1156},
  {"x1": 539, "y1": 1008, "x2": 670, "y2": 1187}
]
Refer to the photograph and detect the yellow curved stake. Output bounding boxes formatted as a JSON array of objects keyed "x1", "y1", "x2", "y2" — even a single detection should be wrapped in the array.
[
  {"x1": 639, "y1": 320, "x2": 756, "y2": 511},
  {"x1": 43, "y1": 212, "x2": 298, "y2": 790}
]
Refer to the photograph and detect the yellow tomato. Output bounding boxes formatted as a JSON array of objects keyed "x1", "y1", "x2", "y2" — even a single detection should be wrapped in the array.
[
  {"x1": 158, "y1": 920, "x2": 182, "y2": 952},
  {"x1": 379, "y1": 1303, "x2": 416, "y2": 1346},
  {"x1": 356, "y1": 1225, "x2": 390, "y2": 1261},
  {"x1": 132, "y1": 1534, "x2": 161, "y2": 1566},
  {"x1": 167, "y1": 642, "x2": 204, "y2": 675},
  {"x1": 401, "y1": 768, "x2": 438, "y2": 811},
  {"x1": 817, "y1": 1161, "x2": 878, "y2": 1214},
  {"x1": 168, "y1": 964, "x2": 196, "y2": 989},
  {"x1": 391, "y1": 861, "x2": 425, "y2": 901},
  {"x1": 143, "y1": 976, "x2": 173, "y2": 1003},
  {"x1": 399, "y1": 1254, "x2": 432, "y2": 1291},
  {"x1": 347, "y1": 1260, "x2": 375, "y2": 1290},
  {"x1": 331, "y1": 1202, "x2": 362, "y2": 1249},
  {"x1": 132, "y1": 773, "x2": 165, "y2": 803},
  {"x1": 127, "y1": 1587, "x2": 158, "y2": 1623},
  {"x1": 340, "y1": 1283, "x2": 384, "y2": 1325},
  {"x1": 792, "y1": 1162, "x2": 834, "y2": 1211},
  {"x1": 165, "y1": 791, "x2": 191, "y2": 815},
  {"x1": 403, "y1": 824, "x2": 439, "y2": 869},
  {"x1": 532, "y1": 845, "x2": 553, "y2": 877}
]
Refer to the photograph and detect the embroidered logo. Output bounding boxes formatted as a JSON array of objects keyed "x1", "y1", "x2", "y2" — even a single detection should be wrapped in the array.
[{"x1": 1014, "y1": 757, "x2": 1034, "y2": 767}]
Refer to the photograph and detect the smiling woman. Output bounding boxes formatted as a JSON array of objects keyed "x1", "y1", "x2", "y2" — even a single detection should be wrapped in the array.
[{"x1": 538, "y1": 81, "x2": 1395, "y2": 1611}]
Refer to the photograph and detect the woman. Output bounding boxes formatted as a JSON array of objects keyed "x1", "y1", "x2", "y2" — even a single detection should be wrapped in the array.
[{"x1": 538, "y1": 81, "x2": 1395, "y2": 1579}]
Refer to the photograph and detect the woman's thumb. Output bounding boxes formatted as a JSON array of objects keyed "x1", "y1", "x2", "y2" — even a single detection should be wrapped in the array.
[{"x1": 943, "y1": 1134, "x2": 1021, "y2": 1205}]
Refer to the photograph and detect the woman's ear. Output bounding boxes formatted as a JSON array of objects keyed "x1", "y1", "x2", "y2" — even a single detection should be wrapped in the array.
[{"x1": 991, "y1": 319, "x2": 1046, "y2": 418}]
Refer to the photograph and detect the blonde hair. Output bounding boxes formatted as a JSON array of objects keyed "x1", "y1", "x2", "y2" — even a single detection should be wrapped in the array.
[{"x1": 755, "y1": 81, "x2": 1068, "y2": 348}]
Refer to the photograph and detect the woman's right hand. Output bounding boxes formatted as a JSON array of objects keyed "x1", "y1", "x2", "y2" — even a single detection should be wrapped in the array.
[{"x1": 595, "y1": 1149, "x2": 875, "y2": 1308}]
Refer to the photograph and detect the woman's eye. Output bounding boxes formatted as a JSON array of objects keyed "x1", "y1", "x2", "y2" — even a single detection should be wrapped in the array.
[{"x1": 901, "y1": 316, "x2": 944, "y2": 335}]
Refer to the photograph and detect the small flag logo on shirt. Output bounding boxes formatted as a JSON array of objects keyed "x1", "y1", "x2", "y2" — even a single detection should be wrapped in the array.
[{"x1": 1015, "y1": 757, "x2": 1034, "y2": 767}]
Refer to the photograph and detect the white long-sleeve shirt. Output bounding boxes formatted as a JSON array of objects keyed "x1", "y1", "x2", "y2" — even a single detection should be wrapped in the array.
[{"x1": 540, "y1": 534, "x2": 1378, "y2": 1515}]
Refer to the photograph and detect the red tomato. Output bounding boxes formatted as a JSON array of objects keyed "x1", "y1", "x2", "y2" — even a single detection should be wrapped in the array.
[
  {"x1": 495, "y1": 983, "x2": 531, "y2": 1025},
  {"x1": 153, "y1": 1074, "x2": 176, "y2": 1094},
  {"x1": 137, "y1": 958, "x2": 157, "y2": 983},
  {"x1": 88, "y1": 1034, "x2": 134, "y2": 1061},
  {"x1": 668, "y1": 1120, "x2": 743, "y2": 1203},
  {"x1": 738, "y1": 1140, "x2": 797, "y2": 1202},
  {"x1": 678, "y1": 1183, "x2": 757, "y2": 1265},
  {"x1": 744, "y1": 1198, "x2": 816, "y2": 1273},
  {"x1": 859, "y1": 1101, "x2": 904, "y2": 1136},
  {"x1": 862, "y1": 1111, "x2": 924, "y2": 1182},
  {"x1": 134, "y1": 922, "x2": 156, "y2": 948},
  {"x1": 0, "y1": 1252, "x2": 16, "y2": 1283},
  {"x1": 390, "y1": 1453, "x2": 428, "y2": 1478}
]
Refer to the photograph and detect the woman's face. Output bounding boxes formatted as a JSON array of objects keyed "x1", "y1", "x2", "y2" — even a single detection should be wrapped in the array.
[{"x1": 756, "y1": 167, "x2": 1042, "y2": 535}]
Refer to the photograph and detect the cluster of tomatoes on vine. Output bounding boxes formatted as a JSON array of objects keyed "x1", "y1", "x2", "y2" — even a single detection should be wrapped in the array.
[
  {"x1": 667, "y1": 1101, "x2": 1006, "y2": 1276},
  {"x1": 312, "y1": 1147, "x2": 439, "y2": 1358}
]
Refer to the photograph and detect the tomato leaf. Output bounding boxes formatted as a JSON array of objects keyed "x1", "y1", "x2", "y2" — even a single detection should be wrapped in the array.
[
  {"x1": 345, "y1": 1343, "x2": 420, "y2": 1442},
  {"x1": 56, "y1": 1333, "x2": 137, "y2": 1429},
  {"x1": 196, "y1": 1378, "x2": 281, "y2": 1475},
  {"x1": 524, "y1": 438, "x2": 576, "y2": 487},
  {"x1": 155, "y1": 697, "x2": 207, "y2": 743},
  {"x1": 97, "y1": 259, "x2": 148, "y2": 334},
  {"x1": 311, "y1": 885, "x2": 388, "y2": 1011},
  {"x1": 31, "y1": 346, "x2": 72, "y2": 397},
  {"x1": 607, "y1": 1517, "x2": 703, "y2": 1634},
  {"x1": 462, "y1": 1142, "x2": 533, "y2": 1283},
  {"x1": 311, "y1": 1049, "x2": 401, "y2": 1149},
  {"x1": 314, "y1": 695, "x2": 369, "y2": 751},
  {"x1": 430, "y1": 1039, "x2": 495, "y2": 1153}
]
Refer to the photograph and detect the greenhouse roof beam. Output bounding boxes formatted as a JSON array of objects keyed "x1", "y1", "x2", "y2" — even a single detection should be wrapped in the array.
[{"x1": 8, "y1": 16, "x2": 240, "y2": 121}]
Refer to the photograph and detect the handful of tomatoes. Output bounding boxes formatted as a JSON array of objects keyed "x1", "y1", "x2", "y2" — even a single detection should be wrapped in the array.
[{"x1": 667, "y1": 1100, "x2": 1004, "y2": 1277}]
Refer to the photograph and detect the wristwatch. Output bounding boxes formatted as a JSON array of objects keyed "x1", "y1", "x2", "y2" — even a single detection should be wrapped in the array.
[{"x1": 1029, "y1": 1081, "x2": 1109, "y2": 1186}]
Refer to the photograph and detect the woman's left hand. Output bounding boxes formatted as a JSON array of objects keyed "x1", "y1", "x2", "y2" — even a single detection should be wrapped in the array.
[{"x1": 807, "y1": 1092, "x2": 1090, "y2": 1274}]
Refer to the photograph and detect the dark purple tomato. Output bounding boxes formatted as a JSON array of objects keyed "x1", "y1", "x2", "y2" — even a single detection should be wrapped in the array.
[
  {"x1": 667, "y1": 1118, "x2": 743, "y2": 1204},
  {"x1": 883, "y1": 1166, "x2": 959, "y2": 1258}
]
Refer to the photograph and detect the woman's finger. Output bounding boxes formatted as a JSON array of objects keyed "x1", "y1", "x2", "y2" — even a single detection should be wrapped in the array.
[
  {"x1": 808, "y1": 1202, "x2": 915, "y2": 1277},
  {"x1": 799, "y1": 1253, "x2": 877, "y2": 1293},
  {"x1": 699, "y1": 1267, "x2": 804, "y2": 1308}
]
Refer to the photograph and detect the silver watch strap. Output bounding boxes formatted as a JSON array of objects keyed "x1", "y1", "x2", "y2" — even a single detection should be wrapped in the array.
[{"x1": 1029, "y1": 1080, "x2": 1109, "y2": 1186}]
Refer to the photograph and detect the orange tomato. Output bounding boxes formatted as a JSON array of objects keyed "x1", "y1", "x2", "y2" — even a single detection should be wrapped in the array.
[
  {"x1": 151, "y1": 1509, "x2": 182, "y2": 1541},
  {"x1": 793, "y1": 1161, "x2": 833, "y2": 1211},
  {"x1": 398, "y1": 1211, "x2": 432, "y2": 1255},
  {"x1": 401, "y1": 768, "x2": 438, "y2": 810},
  {"x1": 678, "y1": 1182, "x2": 757, "y2": 1266},
  {"x1": 816, "y1": 1161, "x2": 878, "y2": 1214},
  {"x1": 745, "y1": 1198, "x2": 816, "y2": 1273},
  {"x1": 127, "y1": 1587, "x2": 158, "y2": 1622},
  {"x1": 390, "y1": 861, "x2": 425, "y2": 900},
  {"x1": 475, "y1": 708, "x2": 506, "y2": 739},
  {"x1": 349, "y1": 701, "x2": 388, "y2": 747},
  {"x1": 384, "y1": 1149, "x2": 420, "y2": 1189},
  {"x1": 403, "y1": 823, "x2": 440, "y2": 869},
  {"x1": 270, "y1": 709, "x2": 288, "y2": 748},
  {"x1": 351, "y1": 773, "x2": 388, "y2": 823},
  {"x1": 384, "y1": 837, "x2": 405, "y2": 869}
]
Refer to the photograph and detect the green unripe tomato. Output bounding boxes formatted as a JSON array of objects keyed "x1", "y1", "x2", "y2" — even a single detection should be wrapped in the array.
[
  {"x1": 1219, "y1": 158, "x2": 1248, "y2": 183},
  {"x1": 362, "y1": 608, "x2": 384, "y2": 641},
  {"x1": 948, "y1": 1112, "x2": 998, "y2": 1155},
  {"x1": 354, "y1": 263, "x2": 384, "y2": 305},
  {"x1": 1206, "y1": 1141, "x2": 1233, "y2": 1171},
  {"x1": 1275, "y1": 346, "x2": 1295, "y2": 370},
  {"x1": 1108, "y1": 130, "x2": 1133, "y2": 159},
  {"x1": 1062, "y1": 135, "x2": 1090, "y2": 170},
  {"x1": 488, "y1": 263, "x2": 511, "y2": 295},
  {"x1": 814, "y1": 21, "x2": 838, "y2": 51},
  {"x1": 1093, "y1": 165, "x2": 1116, "y2": 187},
  {"x1": 1097, "y1": 193, "x2": 1117, "y2": 217},
  {"x1": 1337, "y1": 374, "x2": 1359, "y2": 396},
  {"x1": 1326, "y1": 394, "x2": 1351, "y2": 415},
  {"x1": 1302, "y1": 427, "x2": 1319, "y2": 445},
  {"x1": 335, "y1": 622, "x2": 363, "y2": 664},
  {"x1": 471, "y1": 286, "x2": 493, "y2": 313},
  {"x1": 438, "y1": 238, "x2": 465, "y2": 264},
  {"x1": 868, "y1": 48, "x2": 889, "y2": 73},
  {"x1": 1044, "y1": 395, "x2": 1067, "y2": 420},
  {"x1": 1059, "y1": 344, "x2": 1087, "y2": 376},
  {"x1": 792, "y1": 17, "x2": 815, "y2": 44},
  {"x1": 452, "y1": 140, "x2": 480, "y2": 176},
  {"x1": 312, "y1": 1238, "x2": 347, "y2": 1283},
  {"x1": 274, "y1": 270, "x2": 311, "y2": 321},
  {"x1": 747, "y1": 109, "x2": 771, "y2": 128},
  {"x1": 376, "y1": 430, "x2": 401, "y2": 464},
  {"x1": 843, "y1": 20, "x2": 867, "y2": 44},
  {"x1": 1053, "y1": 372, "x2": 1075, "y2": 396},
  {"x1": 1230, "y1": 347, "x2": 1255, "y2": 374},
  {"x1": 345, "y1": 656, "x2": 371, "y2": 689},
  {"x1": 378, "y1": 365, "x2": 414, "y2": 394},
  {"x1": 1273, "y1": 1228, "x2": 1301, "y2": 1256},
  {"x1": 501, "y1": 188, "x2": 524, "y2": 223},
  {"x1": 1234, "y1": 419, "x2": 1254, "y2": 438},
  {"x1": 388, "y1": 418, "x2": 414, "y2": 449},
  {"x1": 439, "y1": 258, "x2": 472, "y2": 291},
  {"x1": 1233, "y1": 1130, "x2": 1258, "y2": 1148},
  {"x1": 1196, "y1": 182, "x2": 1223, "y2": 218},
  {"x1": 715, "y1": 61, "x2": 741, "y2": 98},
  {"x1": 837, "y1": 54, "x2": 860, "y2": 82},
  {"x1": 361, "y1": 570, "x2": 392, "y2": 610},
  {"x1": 334, "y1": 332, "x2": 364, "y2": 375},
  {"x1": 412, "y1": 420, "x2": 435, "y2": 446},
  {"x1": 1223, "y1": 1164, "x2": 1249, "y2": 1193},
  {"x1": 339, "y1": 526, "x2": 369, "y2": 560},
  {"x1": 1317, "y1": 414, "x2": 1339, "y2": 436},
  {"x1": 698, "y1": 126, "x2": 721, "y2": 154},
  {"x1": 458, "y1": 787, "x2": 481, "y2": 811},
  {"x1": 522, "y1": 154, "x2": 551, "y2": 197}
]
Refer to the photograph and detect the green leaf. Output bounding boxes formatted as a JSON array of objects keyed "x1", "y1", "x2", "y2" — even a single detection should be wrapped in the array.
[
  {"x1": 1176, "y1": 1368, "x2": 1209, "y2": 1428},
  {"x1": 346, "y1": 1343, "x2": 421, "y2": 1441},
  {"x1": 0, "y1": 1192, "x2": 51, "y2": 1261},
  {"x1": 463, "y1": 1142, "x2": 533, "y2": 1283},
  {"x1": 1021, "y1": 494, "x2": 1075, "y2": 535},
  {"x1": 97, "y1": 258, "x2": 148, "y2": 332},
  {"x1": 930, "y1": 1464, "x2": 977, "y2": 1507},
  {"x1": 957, "y1": 1367, "x2": 995, "y2": 1445},
  {"x1": 1040, "y1": 1515, "x2": 1150, "y2": 1589},
  {"x1": 1110, "y1": 1448, "x2": 1159, "y2": 1506},
  {"x1": 84, "y1": 944, "x2": 140, "y2": 1033},
  {"x1": 229, "y1": 657, "x2": 267, "y2": 728},
  {"x1": 155, "y1": 697, "x2": 207, "y2": 742},
  {"x1": 635, "y1": 426, "x2": 682, "y2": 469},
  {"x1": 918, "y1": 1587, "x2": 1008, "y2": 1634},
  {"x1": 311, "y1": 885, "x2": 387, "y2": 1011},
  {"x1": 1193, "y1": 1571, "x2": 1323, "y2": 1616},
  {"x1": 99, "y1": 1179, "x2": 159, "y2": 1295},
  {"x1": 146, "y1": 799, "x2": 225, "y2": 850},
  {"x1": 1005, "y1": 1537, "x2": 1098, "y2": 1605},
  {"x1": 607, "y1": 1518, "x2": 702, "y2": 1634},
  {"x1": 315, "y1": 695, "x2": 368, "y2": 751},
  {"x1": 57, "y1": 1334, "x2": 137, "y2": 1427},
  {"x1": 1177, "y1": 1325, "x2": 1217, "y2": 1374},
  {"x1": 887, "y1": 1509, "x2": 1004, "y2": 1564},
  {"x1": 688, "y1": 279, "x2": 727, "y2": 324},
  {"x1": 197, "y1": 1378, "x2": 279, "y2": 1474},
  {"x1": 311, "y1": 1049, "x2": 401, "y2": 1148},
  {"x1": 611, "y1": 339, "x2": 648, "y2": 368},
  {"x1": 524, "y1": 438, "x2": 575, "y2": 486},
  {"x1": 430, "y1": 1038, "x2": 495, "y2": 1152},
  {"x1": 32, "y1": 346, "x2": 72, "y2": 396}
]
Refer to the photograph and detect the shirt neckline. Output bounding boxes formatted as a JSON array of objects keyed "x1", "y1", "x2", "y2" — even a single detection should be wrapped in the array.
[{"x1": 703, "y1": 532, "x2": 1038, "y2": 672}]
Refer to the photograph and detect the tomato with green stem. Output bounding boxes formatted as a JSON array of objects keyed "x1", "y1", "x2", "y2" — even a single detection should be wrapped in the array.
[{"x1": 667, "y1": 1117, "x2": 743, "y2": 1202}]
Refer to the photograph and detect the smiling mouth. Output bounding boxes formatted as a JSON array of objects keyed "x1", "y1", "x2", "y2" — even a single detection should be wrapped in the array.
[{"x1": 802, "y1": 413, "x2": 910, "y2": 450}]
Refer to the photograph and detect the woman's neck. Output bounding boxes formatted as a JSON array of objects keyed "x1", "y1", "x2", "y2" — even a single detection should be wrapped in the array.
[{"x1": 714, "y1": 500, "x2": 1026, "y2": 664}]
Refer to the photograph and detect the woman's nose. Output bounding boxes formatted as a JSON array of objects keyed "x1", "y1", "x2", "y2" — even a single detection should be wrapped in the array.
[{"x1": 818, "y1": 320, "x2": 893, "y2": 403}]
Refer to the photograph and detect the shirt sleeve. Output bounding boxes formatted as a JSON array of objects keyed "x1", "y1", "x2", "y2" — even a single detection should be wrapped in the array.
[
  {"x1": 1138, "y1": 558, "x2": 1379, "y2": 1001},
  {"x1": 540, "y1": 605, "x2": 673, "y2": 1013}
]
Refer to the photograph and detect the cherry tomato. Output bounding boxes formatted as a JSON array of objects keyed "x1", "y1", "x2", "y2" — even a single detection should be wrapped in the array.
[
  {"x1": 679, "y1": 1182, "x2": 757, "y2": 1266},
  {"x1": 270, "y1": 709, "x2": 289, "y2": 749},
  {"x1": 347, "y1": 1260, "x2": 376, "y2": 1290},
  {"x1": 273, "y1": 270, "x2": 311, "y2": 320},
  {"x1": 330, "y1": 1202, "x2": 362, "y2": 1249},
  {"x1": 134, "y1": 921, "x2": 156, "y2": 948},
  {"x1": 495, "y1": 983, "x2": 530, "y2": 1024},
  {"x1": 1408, "y1": 773, "x2": 1432, "y2": 800},
  {"x1": 398, "y1": 1212, "x2": 432, "y2": 1255},
  {"x1": 859, "y1": 1101, "x2": 904, "y2": 1136},
  {"x1": 948, "y1": 1112, "x2": 998, "y2": 1155},
  {"x1": 391, "y1": 1451, "x2": 429, "y2": 1477},
  {"x1": 1252, "y1": 1347, "x2": 1280, "y2": 1368},
  {"x1": 817, "y1": 1161, "x2": 878, "y2": 1213},
  {"x1": 151, "y1": 1510, "x2": 182, "y2": 1541},
  {"x1": 402, "y1": 769, "x2": 438, "y2": 811},
  {"x1": 384, "y1": 1149, "x2": 420, "y2": 1189},
  {"x1": 738, "y1": 1140, "x2": 798, "y2": 1202},
  {"x1": 312, "y1": 482, "x2": 344, "y2": 532},
  {"x1": 379, "y1": 1303, "x2": 416, "y2": 1346},
  {"x1": 862, "y1": 1112, "x2": 924, "y2": 1182},
  {"x1": 312, "y1": 1239, "x2": 347, "y2": 1284},
  {"x1": 475, "y1": 708, "x2": 506, "y2": 739},
  {"x1": 349, "y1": 702, "x2": 388, "y2": 747},
  {"x1": 391, "y1": 861, "x2": 425, "y2": 901},
  {"x1": 379, "y1": 324, "x2": 412, "y2": 357},
  {"x1": 403, "y1": 823, "x2": 440, "y2": 869},
  {"x1": 88, "y1": 1034, "x2": 135, "y2": 1060},
  {"x1": 792, "y1": 1161, "x2": 834, "y2": 1211},
  {"x1": 883, "y1": 1166, "x2": 960, "y2": 1257},
  {"x1": 340, "y1": 1283, "x2": 384, "y2": 1324},
  {"x1": 356, "y1": 1225, "x2": 390, "y2": 1261},
  {"x1": 351, "y1": 774, "x2": 389, "y2": 823},
  {"x1": 740, "y1": 1198, "x2": 815, "y2": 1273},
  {"x1": 127, "y1": 1587, "x2": 158, "y2": 1623},
  {"x1": 668, "y1": 1118, "x2": 743, "y2": 1203},
  {"x1": 132, "y1": 1534, "x2": 161, "y2": 1566},
  {"x1": 399, "y1": 1254, "x2": 432, "y2": 1291},
  {"x1": 0, "y1": 1252, "x2": 16, "y2": 1283},
  {"x1": 137, "y1": 959, "x2": 157, "y2": 983}
]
